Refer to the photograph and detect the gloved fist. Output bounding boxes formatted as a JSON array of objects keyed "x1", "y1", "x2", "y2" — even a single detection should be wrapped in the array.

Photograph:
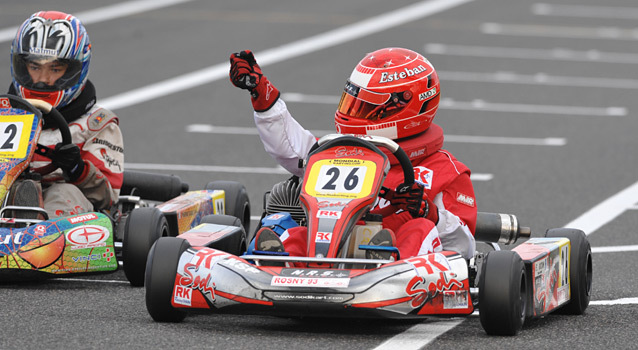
[
  {"x1": 229, "y1": 50, "x2": 280, "y2": 112},
  {"x1": 384, "y1": 182, "x2": 438, "y2": 222},
  {"x1": 51, "y1": 143, "x2": 85, "y2": 182}
]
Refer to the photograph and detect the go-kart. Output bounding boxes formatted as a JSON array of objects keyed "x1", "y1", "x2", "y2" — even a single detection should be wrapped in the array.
[
  {"x1": 144, "y1": 133, "x2": 592, "y2": 336},
  {"x1": 0, "y1": 95, "x2": 251, "y2": 287}
]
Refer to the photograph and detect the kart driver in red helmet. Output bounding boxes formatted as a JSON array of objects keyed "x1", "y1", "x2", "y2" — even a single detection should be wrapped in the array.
[{"x1": 229, "y1": 47, "x2": 477, "y2": 261}]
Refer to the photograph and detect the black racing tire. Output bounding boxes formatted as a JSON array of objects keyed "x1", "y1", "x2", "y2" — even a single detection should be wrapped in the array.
[
  {"x1": 545, "y1": 228, "x2": 592, "y2": 315},
  {"x1": 122, "y1": 207, "x2": 170, "y2": 287},
  {"x1": 145, "y1": 237, "x2": 190, "y2": 322},
  {"x1": 479, "y1": 250, "x2": 527, "y2": 336},
  {"x1": 200, "y1": 214, "x2": 247, "y2": 255},
  {"x1": 205, "y1": 180, "x2": 251, "y2": 234}
]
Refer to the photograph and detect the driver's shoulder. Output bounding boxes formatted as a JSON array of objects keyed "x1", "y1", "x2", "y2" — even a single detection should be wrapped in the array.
[{"x1": 72, "y1": 105, "x2": 119, "y2": 133}]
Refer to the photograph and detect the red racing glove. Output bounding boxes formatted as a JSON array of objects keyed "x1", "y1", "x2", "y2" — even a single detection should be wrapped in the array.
[
  {"x1": 383, "y1": 182, "x2": 439, "y2": 223},
  {"x1": 229, "y1": 50, "x2": 280, "y2": 112}
]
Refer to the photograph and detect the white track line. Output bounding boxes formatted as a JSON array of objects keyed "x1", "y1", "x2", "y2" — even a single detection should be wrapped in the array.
[
  {"x1": 592, "y1": 245, "x2": 638, "y2": 253},
  {"x1": 439, "y1": 70, "x2": 638, "y2": 90},
  {"x1": 533, "y1": 3, "x2": 638, "y2": 20},
  {"x1": 563, "y1": 180, "x2": 638, "y2": 236},
  {"x1": 481, "y1": 22, "x2": 638, "y2": 41},
  {"x1": 100, "y1": 0, "x2": 474, "y2": 111},
  {"x1": 186, "y1": 124, "x2": 566, "y2": 146},
  {"x1": 0, "y1": 0, "x2": 197, "y2": 43},
  {"x1": 424, "y1": 43, "x2": 638, "y2": 65}
]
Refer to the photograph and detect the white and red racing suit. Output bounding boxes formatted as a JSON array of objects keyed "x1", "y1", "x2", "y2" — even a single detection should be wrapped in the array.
[
  {"x1": 32, "y1": 104, "x2": 123, "y2": 218},
  {"x1": 254, "y1": 99, "x2": 477, "y2": 259}
]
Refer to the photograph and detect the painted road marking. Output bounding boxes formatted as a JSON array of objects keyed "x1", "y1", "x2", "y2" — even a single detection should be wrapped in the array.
[
  {"x1": 438, "y1": 70, "x2": 638, "y2": 90},
  {"x1": 100, "y1": 0, "x2": 474, "y2": 111},
  {"x1": 563, "y1": 180, "x2": 638, "y2": 236},
  {"x1": 186, "y1": 123, "x2": 566, "y2": 146},
  {"x1": 481, "y1": 22, "x2": 638, "y2": 41},
  {"x1": 424, "y1": 43, "x2": 638, "y2": 65},
  {"x1": 533, "y1": 3, "x2": 638, "y2": 20},
  {"x1": 0, "y1": 0, "x2": 198, "y2": 42},
  {"x1": 280, "y1": 92, "x2": 625, "y2": 117}
]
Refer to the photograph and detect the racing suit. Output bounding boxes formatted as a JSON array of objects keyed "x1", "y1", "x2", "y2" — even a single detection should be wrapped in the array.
[
  {"x1": 11, "y1": 80, "x2": 124, "y2": 218},
  {"x1": 254, "y1": 98, "x2": 477, "y2": 259}
]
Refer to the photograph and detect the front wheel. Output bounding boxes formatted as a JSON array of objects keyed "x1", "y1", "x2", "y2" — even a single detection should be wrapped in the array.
[
  {"x1": 145, "y1": 237, "x2": 190, "y2": 322},
  {"x1": 479, "y1": 250, "x2": 527, "y2": 336},
  {"x1": 545, "y1": 228, "x2": 592, "y2": 314},
  {"x1": 122, "y1": 207, "x2": 169, "y2": 286}
]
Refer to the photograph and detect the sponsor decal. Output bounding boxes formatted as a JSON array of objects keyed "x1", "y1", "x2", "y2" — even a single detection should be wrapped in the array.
[
  {"x1": 34, "y1": 225, "x2": 47, "y2": 236},
  {"x1": 286, "y1": 269, "x2": 350, "y2": 278},
  {"x1": 266, "y1": 213, "x2": 287, "y2": 220},
  {"x1": 0, "y1": 97, "x2": 10, "y2": 108},
  {"x1": 270, "y1": 276, "x2": 350, "y2": 288},
  {"x1": 1, "y1": 232, "x2": 23, "y2": 245},
  {"x1": 443, "y1": 290, "x2": 468, "y2": 309},
  {"x1": 419, "y1": 87, "x2": 437, "y2": 101},
  {"x1": 92, "y1": 138, "x2": 123, "y2": 153},
  {"x1": 317, "y1": 201, "x2": 348, "y2": 209},
  {"x1": 405, "y1": 121, "x2": 422, "y2": 130},
  {"x1": 335, "y1": 146, "x2": 364, "y2": 158},
  {"x1": 413, "y1": 166, "x2": 433, "y2": 190},
  {"x1": 173, "y1": 285, "x2": 193, "y2": 306},
  {"x1": 65, "y1": 225, "x2": 110, "y2": 250},
  {"x1": 379, "y1": 65, "x2": 428, "y2": 83},
  {"x1": 68, "y1": 213, "x2": 98, "y2": 224},
  {"x1": 179, "y1": 248, "x2": 228, "y2": 300},
  {"x1": 100, "y1": 149, "x2": 122, "y2": 171},
  {"x1": 267, "y1": 293, "x2": 351, "y2": 302},
  {"x1": 406, "y1": 272, "x2": 463, "y2": 308},
  {"x1": 29, "y1": 47, "x2": 58, "y2": 56},
  {"x1": 71, "y1": 253, "x2": 104, "y2": 263},
  {"x1": 218, "y1": 257, "x2": 260, "y2": 274},
  {"x1": 316, "y1": 210, "x2": 341, "y2": 219},
  {"x1": 409, "y1": 148, "x2": 426, "y2": 158},
  {"x1": 456, "y1": 192, "x2": 475, "y2": 207},
  {"x1": 315, "y1": 232, "x2": 332, "y2": 243}
]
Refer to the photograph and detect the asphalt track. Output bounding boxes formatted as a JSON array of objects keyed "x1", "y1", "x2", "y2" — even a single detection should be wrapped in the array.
[{"x1": 1, "y1": 0, "x2": 638, "y2": 349}]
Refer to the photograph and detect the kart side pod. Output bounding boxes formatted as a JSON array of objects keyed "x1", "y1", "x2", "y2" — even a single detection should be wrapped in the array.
[{"x1": 475, "y1": 212, "x2": 531, "y2": 245}]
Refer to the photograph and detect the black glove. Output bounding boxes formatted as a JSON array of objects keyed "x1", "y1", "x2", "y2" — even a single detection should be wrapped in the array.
[
  {"x1": 51, "y1": 143, "x2": 85, "y2": 182},
  {"x1": 229, "y1": 50, "x2": 280, "y2": 112}
]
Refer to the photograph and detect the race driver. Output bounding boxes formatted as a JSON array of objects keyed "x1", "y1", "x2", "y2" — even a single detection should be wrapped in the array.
[
  {"x1": 8, "y1": 11, "x2": 123, "y2": 218},
  {"x1": 229, "y1": 47, "x2": 476, "y2": 261}
]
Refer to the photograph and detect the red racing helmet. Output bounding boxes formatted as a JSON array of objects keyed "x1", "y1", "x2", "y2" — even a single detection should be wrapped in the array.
[{"x1": 335, "y1": 48, "x2": 440, "y2": 140}]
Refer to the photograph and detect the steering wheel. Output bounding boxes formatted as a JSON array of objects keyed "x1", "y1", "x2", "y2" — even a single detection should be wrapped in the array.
[
  {"x1": 25, "y1": 99, "x2": 73, "y2": 176},
  {"x1": 314, "y1": 134, "x2": 415, "y2": 190}
]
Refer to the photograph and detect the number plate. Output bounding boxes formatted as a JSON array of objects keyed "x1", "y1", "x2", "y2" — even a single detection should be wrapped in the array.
[
  {"x1": 305, "y1": 158, "x2": 377, "y2": 199},
  {"x1": 0, "y1": 114, "x2": 36, "y2": 159}
]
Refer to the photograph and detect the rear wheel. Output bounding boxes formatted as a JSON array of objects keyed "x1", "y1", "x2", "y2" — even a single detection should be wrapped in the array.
[
  {"x1": 479, "y1": 250, "x2": 527, "y2": 336},
  {"x1": 145, "y1": 237, "x2": 190, "y2": 322},
  {"x1": 205, "y1": 181, "x2": 251, "y2": 235},
  {"x1": 122, "y1": 207, "x2": 169, "y2": 286},
  {"x1": 545, "y1": 228, "x2": 592, "y2": 314}
]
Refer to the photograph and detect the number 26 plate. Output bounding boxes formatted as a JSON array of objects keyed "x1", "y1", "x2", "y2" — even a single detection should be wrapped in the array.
[{"x1": 304, "y1": 159, "x2": 377, "y2": 199}]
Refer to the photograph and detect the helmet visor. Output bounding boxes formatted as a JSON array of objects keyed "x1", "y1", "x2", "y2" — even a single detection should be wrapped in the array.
[
  {"x1": 337, "y1": 81, "x2": 409, "y2": 121},
  {"x1": 12, "y1": 54, "x2": 82, "y2": 92}
]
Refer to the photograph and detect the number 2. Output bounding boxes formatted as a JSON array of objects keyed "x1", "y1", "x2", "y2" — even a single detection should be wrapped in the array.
[{"x1": 1, "y1": 124, "x2": 17, "y2": 149}]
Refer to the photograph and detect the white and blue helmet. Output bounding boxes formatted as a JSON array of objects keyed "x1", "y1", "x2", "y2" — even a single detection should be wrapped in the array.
[{"x1": 10, "y1": 11, "x2": 91, "y2": 108}]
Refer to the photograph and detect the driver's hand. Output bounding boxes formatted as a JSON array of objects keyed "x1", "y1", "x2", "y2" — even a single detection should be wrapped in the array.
[
  {"x1": 385, "y1": 182, "x2": 438, "y2": 222},
  {"x1": 51, "y1": 143, "x2": 86, "y2": 182},
  {"x1": 229, "y1": 50, "x2": 280, "y2": 112}
]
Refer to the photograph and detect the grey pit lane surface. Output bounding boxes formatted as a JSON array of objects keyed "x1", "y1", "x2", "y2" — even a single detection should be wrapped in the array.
[{"x1": 2, "y1": 0, "x2": 638, "y2": 349}]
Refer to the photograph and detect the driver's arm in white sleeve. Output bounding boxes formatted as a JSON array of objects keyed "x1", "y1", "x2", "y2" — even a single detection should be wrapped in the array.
[{"x1": 254, "y1": 98, "x2": 317, "y2": 177}]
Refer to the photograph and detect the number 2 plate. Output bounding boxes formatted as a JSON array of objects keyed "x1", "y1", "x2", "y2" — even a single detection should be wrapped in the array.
[{"x1": 0, "y1": 114, "x2": 36, "y2": 159}]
